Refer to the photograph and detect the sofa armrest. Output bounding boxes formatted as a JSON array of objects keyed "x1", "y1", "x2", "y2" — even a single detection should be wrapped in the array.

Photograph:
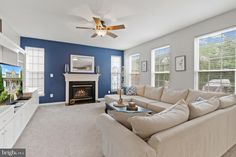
[{"x1": 96, "y1": 113, "x2": 156, "y2": 157}]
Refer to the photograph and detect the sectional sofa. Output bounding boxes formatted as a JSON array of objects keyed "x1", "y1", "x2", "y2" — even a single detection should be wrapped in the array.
[{"x1": 97, "y1": 85, "x2": 236, "y2": 157}]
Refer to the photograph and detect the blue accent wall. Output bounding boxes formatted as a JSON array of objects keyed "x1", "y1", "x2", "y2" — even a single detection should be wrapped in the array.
[{"x1": 20, "y1": 37, "x2": 124, "y2": 103}]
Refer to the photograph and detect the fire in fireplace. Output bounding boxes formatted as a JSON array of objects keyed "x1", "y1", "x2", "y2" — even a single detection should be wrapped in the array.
[
  {"x1": 75, "y1": 89, "x2": 87, "y2": 98},
  {"x1": 69, "y1": 81, "x2": 95, "y2": 105}
]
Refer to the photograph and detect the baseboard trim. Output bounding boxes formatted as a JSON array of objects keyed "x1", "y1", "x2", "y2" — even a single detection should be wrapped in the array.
[
  {"x1": 97, "y1": 98, "x2": 105, "y2": 102},
  {"x1": 40, "y1": 101, "x2": 66, "y2": 106}
]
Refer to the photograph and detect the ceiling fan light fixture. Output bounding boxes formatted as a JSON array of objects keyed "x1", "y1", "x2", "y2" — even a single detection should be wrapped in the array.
[
  {"x1": 76, "y1": 17, "x2": 125, "y2": 38},
  {"x1": 96, "y1": 29, "x2": 107, "y2": 37}
]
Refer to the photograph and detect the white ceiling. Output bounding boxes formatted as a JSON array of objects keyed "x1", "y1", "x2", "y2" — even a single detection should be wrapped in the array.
[{"x1": 0, "y1": 0, "x2": 236, "y2": 50}]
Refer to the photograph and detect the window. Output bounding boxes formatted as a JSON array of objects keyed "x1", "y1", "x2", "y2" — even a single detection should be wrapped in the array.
[
  {"x1": 111, "y1": 56, "x2": 122, "y2": 92},
  {"x1": 129, "y1": 54, "x2": 140, "y2": 86},
  {"x1": 25, "y1": 47, "x2": 45, "y2": 95},
  {"x1": 151, "y1": 46, "x2": 170, "y2": 87},
  {"x1": 195, "y1": 27, "x2": 236, "y2": 94}
]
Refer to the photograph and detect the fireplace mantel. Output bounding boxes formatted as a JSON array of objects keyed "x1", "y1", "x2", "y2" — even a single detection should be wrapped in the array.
[{"x1": 64, "y1": 73, "x2": 100, "y2": 104}]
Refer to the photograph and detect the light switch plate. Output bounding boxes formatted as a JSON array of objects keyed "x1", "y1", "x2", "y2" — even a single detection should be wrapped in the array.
[{"x1": 50, "y1": 73, "x2": 54, "y2": 78}]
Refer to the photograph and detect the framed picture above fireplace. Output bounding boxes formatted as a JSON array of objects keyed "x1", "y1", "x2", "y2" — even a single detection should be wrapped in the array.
[{"x1": 70, "y1": 55, "x2": 95, "y2": 73}]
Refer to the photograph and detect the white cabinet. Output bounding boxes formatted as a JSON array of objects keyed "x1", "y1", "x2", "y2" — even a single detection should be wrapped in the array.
[
  {"x1": 13, "y1": 110, "x2": 24, "y2": 141},
  {"x1": 3, "y1": 119, "x2": 14, "y2": 148},
  {"x1": 0, "y1": 33, "x2": 25, "y2": 66},
  {"x1": 0, "y1": 129, "x2": 5, "y2": 148},
  {"x1": 0, "y1": 105, "x2": 14, "y2": 148},
  {"x1": 0, "y1": 89, "x2": 39, "y2": 148},
  {"x1": 0, "y1": 118, "x2": 14, "y2": 148}
]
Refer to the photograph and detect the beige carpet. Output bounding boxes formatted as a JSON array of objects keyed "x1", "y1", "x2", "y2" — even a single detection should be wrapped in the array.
[
  {"x1": 14, "y1": 102, "x2": 104, "y2": 157},
  {"x1": 14, "y1": 102, "x2": 236, "y2": 157}
]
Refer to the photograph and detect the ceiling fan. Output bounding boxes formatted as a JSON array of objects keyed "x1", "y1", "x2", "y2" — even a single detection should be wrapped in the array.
[{"x1": 76, "y1": 17, "x2": 125, "y2": 38}]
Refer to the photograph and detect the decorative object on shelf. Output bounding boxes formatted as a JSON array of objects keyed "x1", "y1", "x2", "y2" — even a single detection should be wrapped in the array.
[
  {"x1": 127, "y1": 101, "x2": 138, "y2": 111},
  {"x1": 141, "y1": 60, "x2": 147, "y2": 72},
  {"x1": 64, "y1": 64, "x2": 69, "y2": 73},
  {"x1": 175, "y1": 55, "x2": 186, "y2": 71},
  {"x1": 70, "y1": 55, "x2": 95, "y2": 73},
  {"x1": 128, "y1": 101, "x2": 136, "y2": 108},
  {"x1": 117, "y1": 88, "x2": 123, "y2": 105},
  {"x1": 96, "y1": 66, "x2": 100, "y2": 74}
]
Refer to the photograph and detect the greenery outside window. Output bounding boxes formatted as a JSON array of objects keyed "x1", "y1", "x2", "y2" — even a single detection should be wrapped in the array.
[
  {"x1": 129, "y1": 54, "x2": 140, "y2": 86},
  {"x1": 111, "y1": 56, "x2": 121, "y2": 92},
  {"x1": 25, "y1": 47, "x2": 45, "y2": 96},
  {"x1": 151, "y1": 46, "x2": 170, "y2": 87},
  {"x1": 194, "y1": 27, "x2": 236, "y2": 94}
]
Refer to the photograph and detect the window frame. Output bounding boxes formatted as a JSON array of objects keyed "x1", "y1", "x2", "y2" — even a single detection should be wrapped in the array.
[
  {"x1": 25, "y1": 46, "x2": 45, "y2": 96},
  {"x1": 111, "y1": 55, "x2": 122, "y2": 92},
  {"x1": 151, "y1": 45, "x2": 170, "y2": 87},
  {"x1": 129, "y1": 53, "x2": 140, "y2": 86},
  {"x1": 194, "y1": 27, "x2": 236, "y2": 94}
]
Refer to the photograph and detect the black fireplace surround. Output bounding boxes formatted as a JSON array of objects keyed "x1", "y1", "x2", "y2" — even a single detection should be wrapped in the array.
[{"x1": 69, "y1": 81, "x2": 96, "y2": 105}]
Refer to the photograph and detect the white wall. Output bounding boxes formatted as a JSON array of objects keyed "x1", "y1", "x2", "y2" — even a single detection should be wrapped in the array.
[{"x1": 124, "y1": 9, "x2": 236, "y2": 90}]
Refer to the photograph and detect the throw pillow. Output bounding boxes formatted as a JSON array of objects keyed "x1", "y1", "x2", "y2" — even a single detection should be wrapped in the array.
[
  {"x1": 193, "y1": 96, "x2": 205, "y2": 102},
  {"x1": 108, "y1": 110, "x2": 148, "y2": 130},
  {"x1": 185, "y1": 89, "x2": 226, "y2": 104},
  {"x1": 128, "y1": 99, "x2": 189, "y2": 139},
  {"x1": 126, "y1": 86, "x2": 137, "y2": 95},
  {"x1": 134, "y1": 85, "x2": 145, "y2": 96},
  {"x1": 219, "y1": 94, "x2": 236, "y2": 109},
  {"x1": 161, "y1": 88, "x2": 189, "y2": 104},
  {"x1": 189, "y1": 97, "x2": 220, "y2": 119},
  {"x1": 144, "y1": 86, "x2": 163, "y2": 101}
]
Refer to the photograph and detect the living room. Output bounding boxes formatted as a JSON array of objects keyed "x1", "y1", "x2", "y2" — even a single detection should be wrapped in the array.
[{"x1": 0, "y1": 0, "x2": 236, "y2": 157}]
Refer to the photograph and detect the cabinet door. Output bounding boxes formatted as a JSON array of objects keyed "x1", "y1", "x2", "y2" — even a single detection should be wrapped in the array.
[
  {"x1": 14, "y1": 112, "x2": 23, "y2": 143},
  {"x1": 4, "y1": 120, "x2": 14, "y2": 148},
  {"x1": 0, "y1": 129, "x2": 5, "y2": 148}
]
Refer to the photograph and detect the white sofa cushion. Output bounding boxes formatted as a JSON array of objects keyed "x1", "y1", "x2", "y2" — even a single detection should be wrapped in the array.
[
  {"x1": 147, "y1": 101, "x2": 172, "y2": 113},
  {"x1": 128, "y1": 100, "x2": 189, "y2": 139},
  {"x1": 185, "y1": 89, "x2": 226, "y2": 104},
  {"x1": 219, "y1": 94, "x2": 236, "y2": 109},
  {"x1": 134, "y1": 85, "x2": 145, "y2": 96},
  {"x1": 161, "y1": 88, "x2": 189, "y2": 104},
  {"x1": 131, "y1": 96, "x2": 157, "y2": 108},
  {"x1": 189, "y1": 97, "x2": 220, "y2": 119},
  {"x1": 144, "y1": 86, "x2": 163, "y2": 101},
  {"x1": 108, "y1": 110, "x2": 148, "y2": 129}
]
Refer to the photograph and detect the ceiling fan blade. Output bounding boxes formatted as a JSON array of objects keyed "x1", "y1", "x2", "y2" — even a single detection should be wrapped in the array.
[
  {"x1": 93, "y1": 17, "x2": 102, "y2": 26},
  {"x1": 106, "y1": 25, "x2": 125, "y2": 30},
  {"x1": 91, "y1": 33, "x2": 97, "y2": 38},
  {"x1": 76, "y1": 26, "x2": 94, "y2": 30},
  {"x1": 107, "y1": 31, "x2": 118, "y2": 38}
]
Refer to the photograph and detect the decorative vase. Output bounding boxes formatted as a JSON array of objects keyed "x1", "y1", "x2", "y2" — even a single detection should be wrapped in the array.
[
  {"x1": 96, "y1": 66, "x2": 100, "y2": 74},
  {"x1": 117, "y1": 89, "x2": 123, "y2": 105},
  {"x1": 64, "y1": 64, "x2": 69, "y2": 73}
]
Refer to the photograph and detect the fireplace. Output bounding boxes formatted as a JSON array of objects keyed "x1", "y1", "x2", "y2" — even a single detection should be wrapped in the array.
[{"x1": 69, "y1": 81, "x2": 95, "y2": 105}]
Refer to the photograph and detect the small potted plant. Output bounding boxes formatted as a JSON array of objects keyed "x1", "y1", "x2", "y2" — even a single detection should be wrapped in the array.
[{"x1": 0, "y1": 91, "x2": 9, "y2": 105}]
